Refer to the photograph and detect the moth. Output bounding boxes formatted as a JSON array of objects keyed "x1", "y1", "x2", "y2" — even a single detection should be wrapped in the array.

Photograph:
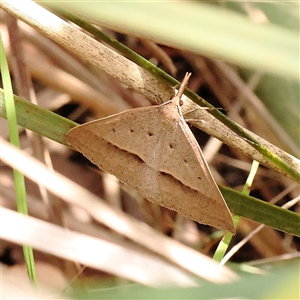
[{"x1": 65, "y1": 73, "x2": 235, "y2": 233}]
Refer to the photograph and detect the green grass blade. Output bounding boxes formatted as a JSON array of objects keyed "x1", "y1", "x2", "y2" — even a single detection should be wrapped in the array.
[
  {"x1": 0, "y1": 34, "x2": 36, "y2": 283},
  {"x1": 221, "y1": 186, "x2": 300, "y2": 237},
  {"x1": 0, "y1": 92, "x2": 76, "y2": 145},
  {"x1": 214, "y1": 161, "x2": 260, "y2": 262}
]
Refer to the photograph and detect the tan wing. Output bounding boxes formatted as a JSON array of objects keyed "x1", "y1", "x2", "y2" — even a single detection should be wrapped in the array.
[
  {"x1": 156, "y1": 102, "x2": 221, "y2": 193},
  {"x1": 73, "y1": 104, "x2": 170, "y2": 166},
  {"x1": 147, "y1": 101, "x2": 234, "y2": 231}
]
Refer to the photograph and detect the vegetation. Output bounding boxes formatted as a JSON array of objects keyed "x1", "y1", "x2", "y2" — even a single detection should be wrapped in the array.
[{"x1": 1, "y1": 1, "x2": 299, "y2": 299}]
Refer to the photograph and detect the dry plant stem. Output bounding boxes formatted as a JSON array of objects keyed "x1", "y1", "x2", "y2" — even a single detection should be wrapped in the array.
[
  {"x1": 1, "y1": 0, "x2": 299, "y2": 181},
  {"x1": 0, "y1": 1, "x2": 173, "y2": 102},
  {"x1": 1, "y1": 207, "x2": 198, "y2": 287},
  {"x1": 214, "y1": 60, "x2": 298, "y2": 156},
  {"x1": 20, "y1": 22, "x2": 108, "y2": 93},
  {"x1": 247, "y1": 252, "x2": 300, "y2": 267},
  {"x1": 238, "y1": 219, "x2": 286, "y2": 257},
  {"x1": 140, "y1": 38, "x2": 177, "y2": 76},
  {"x1": 186, "y1": 54, "x2": 234, "y2": 108},
  {"x1": 25, "y1": 49, "x2": 121, "y2": 116},
  {"x1": 1, "y1": 187, "x2": 124, "y2": 245},
  {"x1": 3, "y1": 185, "x2": 185, "y2": 284}
]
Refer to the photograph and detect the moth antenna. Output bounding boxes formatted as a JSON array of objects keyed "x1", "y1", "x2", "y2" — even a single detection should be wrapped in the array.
[{"x1": 176, "y1": 72, "x2": 191, "y2": 101}]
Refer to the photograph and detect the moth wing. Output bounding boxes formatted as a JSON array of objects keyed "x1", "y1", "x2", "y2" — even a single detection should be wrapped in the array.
[
  {"x1": 150, "y1": 101, "x2": 234, "y2": 231},
  {"x1": 71, "y1": 105, "x2": 168, "y2": 164}
]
